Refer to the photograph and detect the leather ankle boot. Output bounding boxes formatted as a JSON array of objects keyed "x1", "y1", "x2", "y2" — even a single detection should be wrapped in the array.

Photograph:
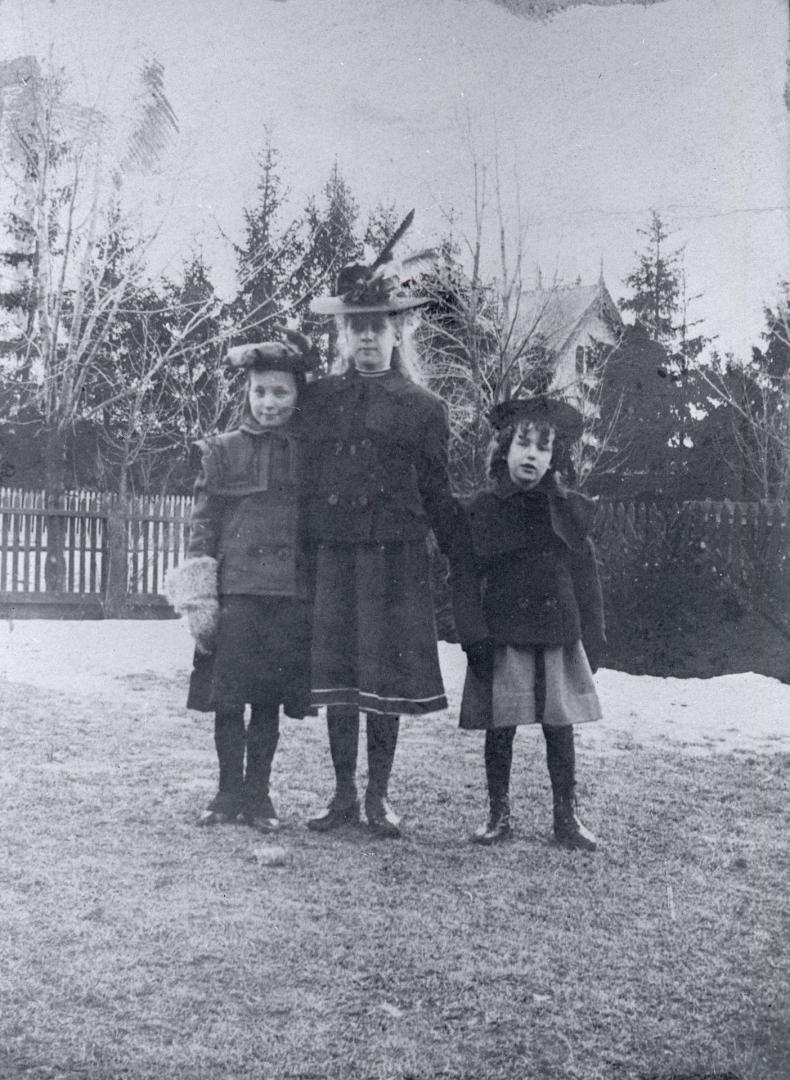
[
  {"x1": 552, "y1": 793, "x2": 597, "y2": 851},
  {"x1": 472, "y1": 727, "x2": 515, "y2": 845},
  {"x1": 544, "y1": 725, "x2": 596, "y2": 850},
  {"x1": 308, "y1": 710, "x2": 361, "y2": 832},
  {"x1": 243, "y1": 704, "x2": 280, "y2": 832},
  {"x1": 365, "y1": 715, "x2": 401, "y2": 838},
  {"x1": 472, "y1": 796, "x2": 512, "y2": 845},
  {"x1": 307, "y1": 786, "x2": 361, "y2": 831}
]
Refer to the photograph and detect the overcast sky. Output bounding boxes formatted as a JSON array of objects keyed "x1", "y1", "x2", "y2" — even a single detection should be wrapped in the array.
[{"x1": 3, "y1": 0, "x2": 788, "y2": 358}]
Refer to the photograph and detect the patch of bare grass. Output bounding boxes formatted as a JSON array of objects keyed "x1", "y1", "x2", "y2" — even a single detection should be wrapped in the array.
[{"x1": 1, "y1": 674, "x2": 787, "y2": 1080}]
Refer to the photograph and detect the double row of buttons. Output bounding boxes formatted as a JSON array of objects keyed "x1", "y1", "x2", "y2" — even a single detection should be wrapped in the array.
[
  {"x1": 333, "y1": 438, "x2": 373, "y2": 456},
  {"x1": 246, "y1": 545, "x2": 293, "y2": 562},
  {"x1": 327, "y1": 493, "x2": 370, "y2": 507}
]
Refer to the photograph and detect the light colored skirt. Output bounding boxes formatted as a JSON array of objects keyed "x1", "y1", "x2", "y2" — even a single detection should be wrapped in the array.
[{"x1": 459, "y1": 641, "x2": 602, "y2": 730}]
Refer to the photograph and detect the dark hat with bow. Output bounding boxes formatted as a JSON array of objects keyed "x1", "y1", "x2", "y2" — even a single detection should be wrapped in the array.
[
  {"x1": 226, "y1": 324, "x2": 317, "y2": 374},
  {"x1": 488, "y1": 396, "x2": 584, "y2": 442},
  {"x1": 310, "y1": 209, "x2": 437, "y2": 315}
]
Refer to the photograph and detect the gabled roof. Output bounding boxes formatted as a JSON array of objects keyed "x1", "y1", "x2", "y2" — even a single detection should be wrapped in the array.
[{"x1": 516, "y1": 277, "x2": 623, "y2": 356}]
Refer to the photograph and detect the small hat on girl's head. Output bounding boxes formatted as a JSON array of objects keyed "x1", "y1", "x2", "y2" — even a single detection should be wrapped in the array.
[
  {"x1": 310, "y1": 209, "x2": 437, "y2": 315},
  {"x1": 226, "y1": 324, "x2": 317, "y2": 374},
  {"x1": 488, "y1": 396, "x2": 584, "y2": 442}
]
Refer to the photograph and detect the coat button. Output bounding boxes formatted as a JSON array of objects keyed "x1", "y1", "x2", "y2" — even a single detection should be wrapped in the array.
[
  {"x1": 349, "y1": 443, "x2": 357, "y2": 455},
  {"x1": 358, "y1": 495, "x2": 369, "y2": 508},
  {"x1": 328, "y1": 493, "x2": 339, "y2": 506}
]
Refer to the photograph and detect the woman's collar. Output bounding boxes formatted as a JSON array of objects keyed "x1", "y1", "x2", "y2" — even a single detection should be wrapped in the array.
[
  {"x1": 493, "y1": 473, "x2": 565, "y2": 500},
  {"x1": 239, "y1": 414, "x2": 300, "y2": 437}
]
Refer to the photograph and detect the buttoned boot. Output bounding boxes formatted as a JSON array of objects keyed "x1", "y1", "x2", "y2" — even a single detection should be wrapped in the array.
[
  {"x1": 544, "y1": 725, "x2": 597, "y2": 851},
  {"x1": 199, "y1": 706, "x2": 246, "y2": 825},
  {"x1": 472, "y1": 726, "x2": 515, "y2": 845},
  {"x1": 307, "y1": 708, "x2": 361, "y2": 831},
  {"x1": 365, "y1": 715, "x2": 401, "y2": 838},
  {"x1": 242, "y1": 702, "x2": 280, "y2": 833}
]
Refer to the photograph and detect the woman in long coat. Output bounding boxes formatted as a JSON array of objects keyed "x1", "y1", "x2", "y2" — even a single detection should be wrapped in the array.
[{"x1": 303, "y1": 214, "x2": 459, "y2": 838}]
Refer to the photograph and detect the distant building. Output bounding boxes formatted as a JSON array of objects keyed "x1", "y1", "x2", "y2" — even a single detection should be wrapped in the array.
[{"x1": 516, "y1": 273, "x2": 624, "y2": 410}]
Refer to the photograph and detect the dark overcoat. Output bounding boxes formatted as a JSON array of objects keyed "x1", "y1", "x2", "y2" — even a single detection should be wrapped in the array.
[
  {"x1": 451, "y1": 477, "x2": 606, "y2": 669},
  {"x1": 300, "y1": 367, "x2": 459, "y2": 553},
  {"x1": 187, "y1": 426, "x2": 308, "y2": 597}
]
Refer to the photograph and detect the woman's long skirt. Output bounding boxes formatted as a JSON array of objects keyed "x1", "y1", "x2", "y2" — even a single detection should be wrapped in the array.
[
  {"x1": 187, "y1": 594, "x2": 312, "y2": 718},
  {"x1": 459, "y1": 641, "x2": 601, "y2": 730},
  {"x1": 310, "y1": 540, "x2": 447, "y2": 716}
]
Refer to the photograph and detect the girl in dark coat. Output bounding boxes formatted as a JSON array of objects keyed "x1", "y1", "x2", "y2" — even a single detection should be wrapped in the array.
[
  {"x1": 451, "y1": 397, "x2": 606, "y2": 850},
  {"x1": 166, "y1": 330, "x2": 315, "y2": 832},
  {"x1": 302, "y1": 212, "x2": 459, "y2": 839}
]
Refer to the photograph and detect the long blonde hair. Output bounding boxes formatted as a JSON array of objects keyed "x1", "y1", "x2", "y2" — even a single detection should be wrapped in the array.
[{"x1": 332, "y1": 312, "x2": 425, "y2": 385}]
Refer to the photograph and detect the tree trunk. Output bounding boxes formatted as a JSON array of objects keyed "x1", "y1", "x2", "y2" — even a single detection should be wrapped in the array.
[
  {"x1": 103, "y1": 464, "x2": 130, "y2": 617},
  {"x1": 44, "y1": 425, "x2": 68, "y2": 593}
]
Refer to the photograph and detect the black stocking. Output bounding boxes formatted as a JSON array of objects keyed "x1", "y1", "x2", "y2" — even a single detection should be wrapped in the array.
[
  {"x1": 245, "y1": 700, "x2": 280, "y2": 797},
  {"x1": 484, "y1": 726, "x2": 516, "y2": 806}
]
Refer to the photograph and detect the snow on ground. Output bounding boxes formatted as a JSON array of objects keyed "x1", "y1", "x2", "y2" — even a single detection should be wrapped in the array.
[{"x1": 1, "y1": 619, "x2": 788, "y2": 756}]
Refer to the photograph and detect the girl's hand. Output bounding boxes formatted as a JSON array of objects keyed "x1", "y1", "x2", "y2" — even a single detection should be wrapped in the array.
[
  {"x1": 464, "y1": 638, "x2": 495, "y2": 682},
  {"x1": 583, "y1": 639, "x2": 605, "y2": 674}
]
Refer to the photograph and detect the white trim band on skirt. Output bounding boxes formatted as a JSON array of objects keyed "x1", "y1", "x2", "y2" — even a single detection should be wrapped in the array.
[{"x1": 312, "y1": 687, "x2": 448, "y2": 716}]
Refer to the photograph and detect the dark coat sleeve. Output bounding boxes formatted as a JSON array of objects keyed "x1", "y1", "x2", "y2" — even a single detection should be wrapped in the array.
[
  {"x1": 569, "y1": 537, "x2": 606, "y2": 667},
  {"x1": 413, "y1": 398, "x2": 461, "y2": 558},
  {"x1": 186, "y1": 444, "x2": 225, "y2": 561},
  {"x1": 448, "y1": 503, "x2": 491, "y2": 648}
]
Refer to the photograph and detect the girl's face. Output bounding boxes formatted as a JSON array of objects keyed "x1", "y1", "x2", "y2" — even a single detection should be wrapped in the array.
[
  {"x1": 506, "y1": 421, "x2": 555, "y2": 490},
  {"x1": 343, "y1": 312, "x2": 401, "y2": 372},
  {"x1": 247, "y1": 369, "x2": 298, "y2": 427}
]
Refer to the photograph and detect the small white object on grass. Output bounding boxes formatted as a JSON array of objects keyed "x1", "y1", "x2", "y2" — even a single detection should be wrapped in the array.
[
  {"x1": 666, "y1": 882, "x2": 677, "y2": 921},
  {"x1": 253, "y1": 843, "x2": 289, "y2": 867}
]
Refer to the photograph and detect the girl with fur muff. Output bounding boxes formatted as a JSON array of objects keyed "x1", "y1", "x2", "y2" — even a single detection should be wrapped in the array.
[
  {"x1": 166, "y1": 328, "x2": 316, "y2": 832},
  {"x1": 451, "y1": 397, "x2": 606, "y2": 851},
  {"x1": 301, "y1": 211, "x2": 460, "y2": 839}
]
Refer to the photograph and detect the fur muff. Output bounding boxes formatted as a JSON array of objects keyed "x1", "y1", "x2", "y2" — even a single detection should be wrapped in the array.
[{"x1": 165, "y1": 556, "x2": 219, "y2": 654}]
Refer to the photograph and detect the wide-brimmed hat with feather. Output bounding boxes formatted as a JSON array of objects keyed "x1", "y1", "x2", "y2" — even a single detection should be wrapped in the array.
[
  {"x1": 488, "y1": 396, "x2": 584, "y2": 442},
  {"x1": 225, "y1": 324, "x2": 317, "y2": 374},
  {"x1": 310, "y1": 209, "x2": 437, "y2": 315}
]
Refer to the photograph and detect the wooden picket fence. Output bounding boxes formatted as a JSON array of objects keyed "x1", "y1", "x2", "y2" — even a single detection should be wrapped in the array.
[
  {"x1": 593, "y1": 498, "x2": 789, "y2": 597},
  {"x1": 0, "y1": 487, "x2": 192, "y2": 616},
  {"x1": 591, "y1": 497, "x2": 790, "y2": 679},
  {"x1": 1, "y1": 487, "x2": 788, "y2": 627}
]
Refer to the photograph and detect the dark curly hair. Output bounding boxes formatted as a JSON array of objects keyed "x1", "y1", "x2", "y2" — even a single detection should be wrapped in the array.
[{"x1": 486, "y1": 418, "x2": 576, "y2": 489}]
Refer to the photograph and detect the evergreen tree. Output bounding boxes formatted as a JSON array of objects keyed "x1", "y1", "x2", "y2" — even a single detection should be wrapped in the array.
[
  {"x1": 231, "y1": 139, "x2": 306, "y2": 339},
  {"x1": 601, "y1": 211, "x2": 718, "y2": 499},
  {"x1": 619, "y1": 210, "x2": 681, "y2": 347},
  {"x1": 299, "y1": 162, "x2": 363, "y2": 369}
]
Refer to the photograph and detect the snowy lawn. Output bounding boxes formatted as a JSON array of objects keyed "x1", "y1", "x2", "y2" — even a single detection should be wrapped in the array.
[{"x1": 1, "y1": 619, "x2": 789, "y2": 1080}]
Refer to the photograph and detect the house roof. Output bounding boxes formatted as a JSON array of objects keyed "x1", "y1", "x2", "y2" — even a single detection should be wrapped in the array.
[{"x1": 516, "y1": 278, "x2": 623, "y2": 356}]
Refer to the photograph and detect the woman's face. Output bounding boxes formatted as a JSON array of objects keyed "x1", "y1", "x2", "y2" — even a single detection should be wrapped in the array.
[
  {"x1": 343, "y1": 312, "x2": 400, "y2": 372},
  {"x1": 247, "y1": 369, "x2": 298, "y2": 427},
  {"x1": 506, "y1": 421, "x2": 555, "y2": 490}
]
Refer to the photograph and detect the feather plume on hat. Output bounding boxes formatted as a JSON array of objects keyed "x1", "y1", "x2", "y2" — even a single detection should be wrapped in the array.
[
  {"x1": 225, "y1": 322, "x2": 317, "y2": 372},
  {"x1": 310, "y1": 209, "x2": 438, "y2": 315}
]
